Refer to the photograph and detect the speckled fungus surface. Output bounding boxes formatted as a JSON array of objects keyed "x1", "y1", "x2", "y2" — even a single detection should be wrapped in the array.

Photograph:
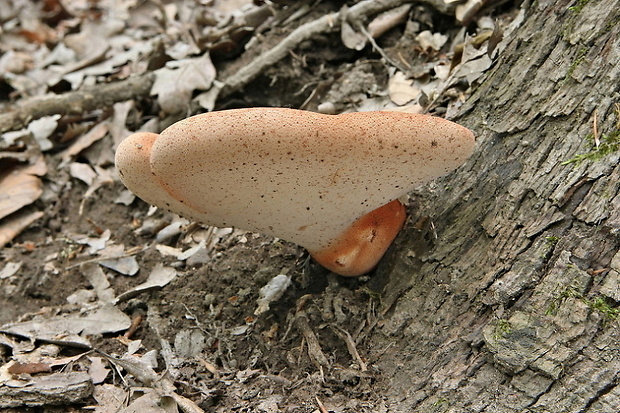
[{"x1": 115, "y1": 108, "x2": 474, "y2": 276}]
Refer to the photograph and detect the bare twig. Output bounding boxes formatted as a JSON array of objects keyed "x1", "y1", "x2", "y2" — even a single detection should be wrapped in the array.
[
  {"x1": 315, "y1": 396, "x2": 329, "y2": 413},
  {"x1": 330, "y1": 325, "x2": 368, "y2": 372},
  {"x1": 355, "y1": 21, "x2": 410, "y2": 73},
  {"x1": 295, "y1": 295, "x2": 329, "y2": 368}
]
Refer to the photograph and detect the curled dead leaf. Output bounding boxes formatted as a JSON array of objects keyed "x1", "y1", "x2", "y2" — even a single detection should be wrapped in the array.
[{"x1": 0, "y1": 156, "x2": 47, "y2": 221}]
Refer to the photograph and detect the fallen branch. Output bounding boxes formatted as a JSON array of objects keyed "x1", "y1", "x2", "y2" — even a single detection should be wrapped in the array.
[{"x1": 0, "y1": 74, "x2": 155, "y2": 135}]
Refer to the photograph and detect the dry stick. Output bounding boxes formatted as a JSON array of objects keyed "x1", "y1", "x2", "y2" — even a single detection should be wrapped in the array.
[
  {"x1": 295, "y1": 309, "x2": 330, "y2": 368},
  {"x1": 295, "y1": 294, "x2": 330, "y2": 368},
  {"x1": 330, "y1": 325, "x2": 368, "y2": 372},
  {"x1": 0, "y1": 73, "x2": 155, "y2": 135},
  {"x1": 315, "y1": 396, "x2": 330, "y2": 413}
]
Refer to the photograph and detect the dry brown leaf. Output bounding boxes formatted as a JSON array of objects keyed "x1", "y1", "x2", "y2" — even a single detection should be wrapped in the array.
[
  {"x1": 120, "y1": 392, "x2": 178, "y2": 413},
  {"x1": 7, "y1": 361, "x2": 52, "y2": 375},
  {"x1": 110, "y1": 101, "x2": 134, "y2": 147},
  {"x1": 96, "y1": 243, "x2": 140, "y2": 276},
  {"x1": 0, "y1": 210, "x2": 44, "y2": 248},
  {"x1": 27, "y1": 115, "x2": 60, "y2": 152},
  {"x1": 211, "y1": 0, "x2": 254, "y2": 13},
  {"x1": 0, "y1": 156, "x2": 47, "y2": 220},
  {"x1": 63, "y1": 20, "x2": 112, "y2": 61},
  {"x1": 0, "y1": 172, "x2": 41, "y2": 220},
  {"x1": 0, "y1": 50, "x2": 34, "y2": 74},
  {"x1": 81, "y1": 262, "x2": 116, "y2": 303},
  {"x1": 69, "y1": 162, "x2": 97, "y2": 186},
  {"x1": 72, "y1": 229, "x2": 111, "y2": 253},
  {"x1": 60, "y1": 122, "x2": 110, "y2": 165},
  {"x1": 456, "y1": 0, "x2": 486, "y2": 25},
  {"x1": 79, "y1": 166, "x2": 115, "y2": 215}
]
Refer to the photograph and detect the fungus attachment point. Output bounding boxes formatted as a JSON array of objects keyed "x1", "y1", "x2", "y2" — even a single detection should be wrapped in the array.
[
  {"x1": 309, "y1": 199, "x2": 406, "y2": 276},
  {"x1": 115, "y1": 108, "x2": 475, "y2": 277}
]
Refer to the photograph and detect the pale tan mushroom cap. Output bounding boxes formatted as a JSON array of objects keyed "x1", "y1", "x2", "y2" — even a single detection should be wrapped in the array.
[
  {"x1": 116, "y1": 108, "x2": 474, "y2": 275},
  {"x1": 115, "y1": 132, "x2": 207, "y2": 223}
]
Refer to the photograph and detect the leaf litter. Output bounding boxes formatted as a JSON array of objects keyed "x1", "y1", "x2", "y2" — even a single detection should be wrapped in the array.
[{"x1": 0, "y1": 0, "x2": 524, "y2": 410}]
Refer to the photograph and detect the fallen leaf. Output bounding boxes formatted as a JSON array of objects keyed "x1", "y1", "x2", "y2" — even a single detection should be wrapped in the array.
[
  {"x1": 27, "y1": 115, "x2": 60, "y2": 152},
  {"x1": 340, "y1": 20, "x2": 366, "y2": 50},
  {"x1": 114, "y1": 189, "x2": 136, "y2": 206},
  {"x1": 69, "y1": 162, "x2": 97, "y2": 186},
  {"x1": 151, "y1": 54, "x2": 216, "y2": 113},
  {"x1": 451, "y1": 40, "x2": 493, "y2": 85},
  {"x1": 155, "y1": 245, "x2": 183, "y2": 258},
  {"x1": 155, "y1": 218, "x2": 189, "y2": 243},
  {"x1": 116, "y1": 264, "x2": 177, "y2": 302},
  {"x1": 63, "y1": 20, "x2": 112, "y2": 60},
  {"x1": 177, "y1": 240, "x2": 207, "y2": 261},
  {"x1": 121, "y1": 392, "x2": 178, "y2": 413},
  {"x1": 0, "y1": 210, "x2": 44, "y2": 249},
  {"x1": 99, "y1": 255, "x2": 140, "y2": 276},
  {"x1": 0, "y1": 305, "x2": 131, "y2": 345},
  {"x1": 79, "y1": 166, "x2": 115, "y2": 215},
  {"x1": 88, "y1": 356, "x2": 110, "y2": 384},
  {"x1": 0, "y1": 262, "x2": 22, "y2": 280},
  {"x1": 0, "y1": 156, "x2": 47, "y2": 220},
  {"x1": 367, "y1": 4, "x2": 411, "y2": 39},
  {"x1": 388, "y1": 71, "x2": 420, "y2": 105},
  {"x1": 0, "y1": 50, "x2": 33, "y2": 74},
  {"x1": 72, "y1": 229, "x2": 111, "y2": 254},
  {"x1": 174, "y1": 329, "x2": 206, "y2": 358},
  {"x1": 60, "y1": 122, "x2": 110, "y2": 165},
  {"x1": 456, "y1": 0, "x2": 485, "y2": 25},
  {"x1": 110, "y1": 101, "x2": 134, "y2": 145},
  {"x1": 91, "y1": 383, "x2": 127, "y2": 412},
  {"x1": 96, "y1": 243, "x2": 139, "y2": 276},
  {"x1": 7, "y1": 361, "x2": 52, "y2": 375},
  {"x1": 416, "y1": 30, "x2": 448, "y2": 51},
  {"x1": 81, "y1": 262, "x2": 116, "y2": 302}
]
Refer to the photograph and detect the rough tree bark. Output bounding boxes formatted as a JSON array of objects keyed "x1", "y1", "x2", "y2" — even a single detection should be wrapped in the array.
[{"x1": 372, "y1": 0, "x2": 620, "y2": 411}]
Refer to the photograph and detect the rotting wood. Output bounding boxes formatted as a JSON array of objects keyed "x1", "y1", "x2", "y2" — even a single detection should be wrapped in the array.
[{"x1": 0, "y1": 372, "x2": 93, "y2": 408}]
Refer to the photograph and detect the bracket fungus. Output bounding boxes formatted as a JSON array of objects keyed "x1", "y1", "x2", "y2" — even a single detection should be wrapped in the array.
[{"x1": 115, "y1": 108, "x2": 474, "y2": 276}]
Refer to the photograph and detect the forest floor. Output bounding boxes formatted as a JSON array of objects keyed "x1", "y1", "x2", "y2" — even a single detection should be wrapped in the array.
[{"x1": 0, "y1": 0, "x2": 518, "y2": 411}]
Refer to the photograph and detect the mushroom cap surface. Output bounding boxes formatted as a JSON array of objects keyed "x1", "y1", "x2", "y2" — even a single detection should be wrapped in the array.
[{"x1": 115, "y1": 108, "x2": 474, "y2": 275}]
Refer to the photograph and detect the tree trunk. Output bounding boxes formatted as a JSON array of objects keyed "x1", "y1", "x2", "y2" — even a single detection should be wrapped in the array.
[{"x1": 374, "y1": 0, "x2": 620, "y2": 411}]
